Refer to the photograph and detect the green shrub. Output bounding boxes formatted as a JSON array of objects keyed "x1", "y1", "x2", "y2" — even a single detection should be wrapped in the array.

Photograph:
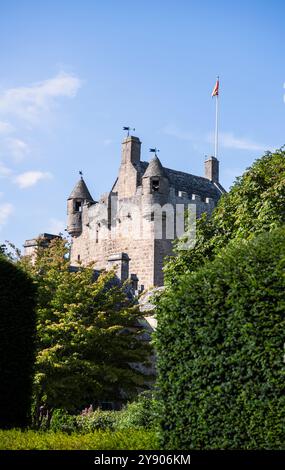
[
  {"x1": 50, "y1": 409, "x2": 77, "y2": 433},
  {"x1": 76, "y1": 409, "x2": 119, "y2": 432},
  {"x1": 118, "y1": 393, "x2": 159, "y2": 430},
  {"x1": 155, "y1": 228, "x2": 285, "y2": 449},
  {"x1": 0, "y1": 257, "x2": 36, "y2": 429},
  {"x1": 47, "y1": 395, "x2": 159, "y2": 434},
  {"x1": 0, "y1": 429, "x2": 159, "y2": 450}
]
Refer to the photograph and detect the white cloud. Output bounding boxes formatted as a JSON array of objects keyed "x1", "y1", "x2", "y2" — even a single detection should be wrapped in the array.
[
  {"x1": 0, "y1": 72, "x2": 82, "y2": 123},
  {"x1": 6, "y1": 138, "x2": 30, "y2": 161},
  {"x1": 14, "y1": 171, "x2": 52, "y2": 189},
  {"x1": 163, "y1": 124, "x2": 271, "y2": 153},
  {"x1": 48, "y1": 218, "x2": 65, "y2": 235},
  {"x1": 0, "y1": 120, "x2": 14, "y2": 134},
  {"x1": 208, "y1": 132, "x2": 269, "y2": 152},
  {"x1": 0, "y1": 202, "x2": 13, "y2": 229}
]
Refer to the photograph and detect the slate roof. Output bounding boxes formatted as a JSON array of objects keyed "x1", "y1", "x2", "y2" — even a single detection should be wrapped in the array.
[
  {"x1": 137, "y1": 161, "x2": 225, "y2": 202},
  {"x1": 68, "y1": 177, "x2": 94, "y2": 201},
  {"x1": 142, "y1": 155, "x2": 166, "y2": 178}
]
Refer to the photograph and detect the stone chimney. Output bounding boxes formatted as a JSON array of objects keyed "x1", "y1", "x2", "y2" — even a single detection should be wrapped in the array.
[
  {"x1": 107, "y1": 252, "x2": 130, "y2": 282},
  {"x1": 117, "y1": 136, "x2": 141, "y2": 198},
  {"x1": 205, "y1": 156, "x2": 219, "y2": 183},
  {"x1": 121, "y1": 136, "x2": 141, "y2": 165}
]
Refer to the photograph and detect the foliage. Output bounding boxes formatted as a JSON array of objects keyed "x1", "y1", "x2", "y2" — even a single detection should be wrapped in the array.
[
  {"x1": 165, "y1": 149, "x2": 285, "y2": 283},
  {"x1": 76, "y1": 408, "x2": 119, "y2": 432},
  {"x1": 117, "y1": 392, "x2": 159, "y2": 430},
  {"x1": 42, "y1": 393, "x2": 159, "y2": 433},
  {"x1": 20, "y1": 238, "x2": 152, "y2": 418},
  {"x1": 0, "y1": 429, "x2": 159, "y2": 450},
  {"x1": 0, "y1": 257, "x2": 36, "y2": 429},
  {"x1": 155, "y1": 228, "x2": 285, "y2": 449},
  {"x1": 0, "y1": 241, "x2": 21, "y2": 262},
  {"x1": 50, "y1": 409, "x2": 78, "y2": 433}
]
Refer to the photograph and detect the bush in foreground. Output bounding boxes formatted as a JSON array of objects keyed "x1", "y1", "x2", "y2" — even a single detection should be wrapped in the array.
[
  {"x1": 155, "y1": 228, "x2": 285, "y2": 449},
  {"x1": 0, "y1": 429, "x2": 159, "y2": 450},
  {"x1": 0, "y1": 257, "x2": 36, "y2": 429},
  {"x1": 47, "y1": 393, "x2": 158, "y2": 433},
  {"x1": 117, "y1": 392, "x2": 159, "y2": 430}
]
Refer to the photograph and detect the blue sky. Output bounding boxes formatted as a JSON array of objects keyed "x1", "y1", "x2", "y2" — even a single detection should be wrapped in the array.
[{"x1": 0, "y1": 0, "x2": 285, "y2": 248}]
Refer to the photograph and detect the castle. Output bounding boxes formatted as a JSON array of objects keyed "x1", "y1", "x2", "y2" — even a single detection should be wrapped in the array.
[{"x1": 64, "y1": 134, "x2": 225, "y2": 290}]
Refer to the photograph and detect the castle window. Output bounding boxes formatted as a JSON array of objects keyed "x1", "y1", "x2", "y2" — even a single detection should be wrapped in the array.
[
  {"x1": 130, "y1": 274, "x2": 138, "y2": 291},
  {"x1": 75, "y1": 201, "x2": 82, "y2": 212},
  {"x1": 151, "y1": 178, "x2": 160, "y2": 192},
  {"x1": 77, "y1": 254, "x2": 80, "y2": 261},
  {"x1": 151, "y1": 212, "x2": 154, "y2": 221},
  {"x1": 162, "y1": 211, "x2": 167, "y2": 239},
  {"x1": 178, "y1": 190, "x2": 187, "y2": 198}
]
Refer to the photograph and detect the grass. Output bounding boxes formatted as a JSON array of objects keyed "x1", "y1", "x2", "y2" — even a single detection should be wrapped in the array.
[{"x1": 0, "y1": 429, "x2": 159, "y2": 450}]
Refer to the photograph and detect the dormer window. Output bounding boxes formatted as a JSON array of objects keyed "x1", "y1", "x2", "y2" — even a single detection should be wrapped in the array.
[{"x1": 151, "y1": 178, "x2": 160, "y2": 192}]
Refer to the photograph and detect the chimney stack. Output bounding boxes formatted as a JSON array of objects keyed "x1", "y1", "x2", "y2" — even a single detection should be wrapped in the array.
[
  {"x1": 121, "y1": 136, "x2": 141, "y2": 165},
  {"x1": 205, "y1": 156, "x2": 219, "y2": 183},
  {"x1": 107, "y1": 252, "x2": 130, "y2": 282}
]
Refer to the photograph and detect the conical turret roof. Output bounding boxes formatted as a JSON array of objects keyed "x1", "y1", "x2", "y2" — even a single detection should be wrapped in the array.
[
  {"x1": 68, "y1": 177, "x2": 94, "y2": 201},
  {"x1": 143, "y1": 155, "x2": 166, "y2": 178}
]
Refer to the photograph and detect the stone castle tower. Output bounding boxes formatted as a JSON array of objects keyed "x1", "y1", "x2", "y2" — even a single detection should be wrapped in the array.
[{"x1": 66, "y1": 135, "x2": 225, "y2": 291}]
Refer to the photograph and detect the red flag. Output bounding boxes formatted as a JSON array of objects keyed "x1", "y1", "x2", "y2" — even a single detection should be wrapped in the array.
[{"x1": 212, "y1": 78, "x2": 219, "y2": 97}]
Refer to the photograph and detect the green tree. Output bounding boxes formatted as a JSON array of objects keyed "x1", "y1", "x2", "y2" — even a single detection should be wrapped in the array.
[
  {"x1": 0, "y1": 257, "x2": 36, "y2": 428},
  {"x1": 0, "y1": 241, "x2": 21, "y2": 261},
  {"x1": 22, "y1": 238, "x2": 151, "y2": 418},
  {"x1": 155, "y1": 228, "x2": 285, "y2": 449},
  {"x1": 165, "y1": 149, "x2": 285, "y2": 284}
]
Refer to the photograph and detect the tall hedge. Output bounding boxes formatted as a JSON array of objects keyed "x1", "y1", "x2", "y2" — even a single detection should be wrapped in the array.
[
  {"x1": 0, "y1": 257, "x2": 36, "y2": 428},
  {"x1": 155, "y1": 228, "x2": 285, "y2": 449}
]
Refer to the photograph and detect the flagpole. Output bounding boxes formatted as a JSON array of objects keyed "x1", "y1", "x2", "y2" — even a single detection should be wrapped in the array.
[{"x1": 214, "y1": 77, "x2": 219, "y2": 159}]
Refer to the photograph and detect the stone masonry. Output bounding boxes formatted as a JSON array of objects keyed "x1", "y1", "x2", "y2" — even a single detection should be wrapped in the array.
[{"x1": 65, "y1": 135, "x2": 226, "y2": 290}]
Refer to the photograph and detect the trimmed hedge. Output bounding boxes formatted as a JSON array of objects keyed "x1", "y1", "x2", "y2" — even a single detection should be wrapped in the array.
[
  {"x1": 0, "y1": 429, "x2": 159, "y2": 450},
  {"x1": 155, "y1": 228, "x2": 285, "y2": 449},
  {"x1": 0, "y1": 257, "x2": 36, "y2": 428}
]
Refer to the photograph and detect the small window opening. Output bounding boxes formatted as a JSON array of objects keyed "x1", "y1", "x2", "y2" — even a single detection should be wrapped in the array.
[
  {"x1": 151, "y1": 178, "x2": 160, "y2": 192},
  {"x1": 75, "y1": 201, "x2": 82, "y2": 212},
  {"x1": 162, "y1": 211, "x2": 167, "y2": 239},
  {"x1": 130, "y1": 274, "x2": 139, "y2": 291},
  {"x1": 77, "y1": 254, "x2": 81, "y2": 262}
]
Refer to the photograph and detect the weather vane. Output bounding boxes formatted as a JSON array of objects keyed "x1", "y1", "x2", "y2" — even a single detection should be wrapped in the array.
[
  {"x1": 79, "y1": 170, "x2": 83, "y2": 178},
  {"x1": 123, "y1": 126, "x2": 135, "y2": 137},
  {"x1": 149, "y1": 147, "x2": 160, "y2": 157}
]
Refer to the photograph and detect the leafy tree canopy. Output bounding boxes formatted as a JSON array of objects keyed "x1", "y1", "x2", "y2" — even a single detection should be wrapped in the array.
[
  {"x1": 165, "y1": 149, "x2": 285, "y2": 283},
  {"x1": 21, "y1": 238, "x2": 151, "y2": 415}
]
